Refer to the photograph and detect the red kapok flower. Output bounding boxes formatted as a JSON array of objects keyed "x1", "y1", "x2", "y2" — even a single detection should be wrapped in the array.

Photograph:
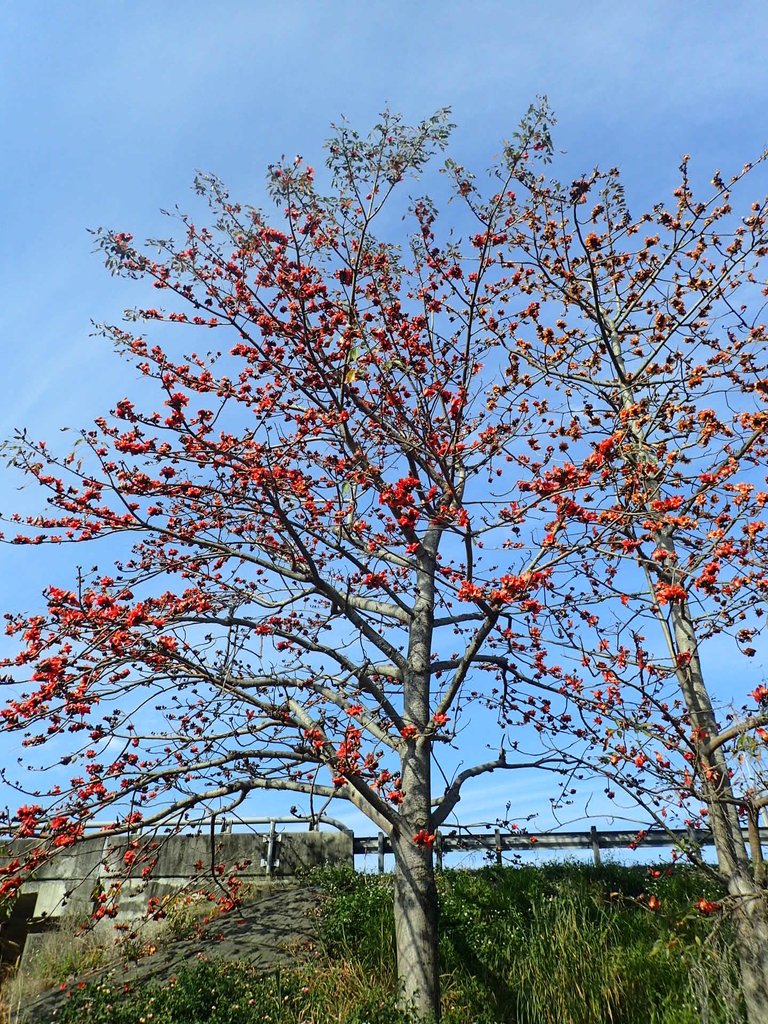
[{"x1": 696, "y1": 898, "x2": 721, "y2": 915}]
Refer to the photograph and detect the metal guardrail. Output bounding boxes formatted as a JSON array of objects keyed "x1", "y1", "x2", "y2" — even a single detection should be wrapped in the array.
[
  {"x1": 8, "y1": 816, "x2": 767, "y2": 874},
  {"x1": 79, "y1": 813, "x2": 355, "y2": 837},
  {"x1": 355, "y1": 826, "x2": 768, "y2": 872},
  {"x1": 85, "y1": 817, "x2": 703, "y2": 872},
  {"x1": 81, "y1": 814, "x2": 355, "y2": 878}
]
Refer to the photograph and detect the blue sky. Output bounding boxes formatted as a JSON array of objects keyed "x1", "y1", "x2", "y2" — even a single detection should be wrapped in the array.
[
  {"x1": 1, "y1": 1, "x2": 768, "y2": 843},
  {"x1": 3, "y1": 0, "x2": 767, "y2": 446}
]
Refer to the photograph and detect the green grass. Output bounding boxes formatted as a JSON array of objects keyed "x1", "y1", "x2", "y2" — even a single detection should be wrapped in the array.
[{"x1": 28, "y1": 862, "x2": 746, "y2": 1024}]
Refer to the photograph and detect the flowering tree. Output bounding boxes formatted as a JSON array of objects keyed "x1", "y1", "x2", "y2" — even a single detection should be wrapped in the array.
[
  {"x1": 0, "y1": 107, "x2": 573, "y2": 1021},
  {"x1": 4, "y1": 103, "x2": 768, "y2": 1021},
  {"x1": 484, "y1": 152, "x2": 768, "y2": 1022}
]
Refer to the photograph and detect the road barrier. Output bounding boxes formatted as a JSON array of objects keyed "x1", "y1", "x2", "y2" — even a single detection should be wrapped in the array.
[{"x1": 356, "y1": 824, "x2": 764, "y2": 871}]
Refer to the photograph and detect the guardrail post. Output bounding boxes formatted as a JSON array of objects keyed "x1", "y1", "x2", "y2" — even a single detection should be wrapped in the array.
[
  {"x1": 686, "y1": 824, "x2": 701, "y2": 860},
  {"x1": 590, "y1": 825, "x2": 602, "y2": 867},
  {"x1": 377, "y1": 832, "x2": 386, "y2": 874}
]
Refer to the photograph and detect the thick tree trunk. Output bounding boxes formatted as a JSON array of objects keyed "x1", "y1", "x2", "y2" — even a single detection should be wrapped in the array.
[{"x1": 392, "y1": 828, "x2": 441, "y2": 1021}]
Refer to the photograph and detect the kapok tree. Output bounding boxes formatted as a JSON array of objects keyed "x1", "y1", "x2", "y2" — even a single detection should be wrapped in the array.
[
  {"x1": 476, "y1": 152, "x2": 768, "y2": 1022},
  {"x1": 0, "y1": 107, "x2": 580, "y2": 1021}
]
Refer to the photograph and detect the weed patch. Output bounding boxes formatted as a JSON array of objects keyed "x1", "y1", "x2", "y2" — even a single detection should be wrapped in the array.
[{"x1": 8, "y1": 863, "x2": 748, "y2": 1024}]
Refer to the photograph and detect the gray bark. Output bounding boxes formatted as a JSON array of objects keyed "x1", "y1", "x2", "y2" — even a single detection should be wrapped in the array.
[
  {"x1": 391, "y1": 548, "x2": 441, "y2": 1020},
  {"x1": 747, "y1": 808, "x2": 766, "y2": 886},
  {"x1": 729, "y1": 872, "x2": 768, "y2": 1024},
  {"x1": 667, "y1": 595, "x2": 768, "y2": 1024},
  {"x1": 605, "y1": 302, "x2": 768, "y2": 1021},
  {"x1": 392, "y1": 828, "x2": 441, "y2": 1021}
]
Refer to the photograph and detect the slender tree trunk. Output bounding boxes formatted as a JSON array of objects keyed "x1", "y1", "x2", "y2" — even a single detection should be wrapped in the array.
[
  {"x1": 392, "y1": 544, "x2": 441, "y2": 1019},
  {"x1": 610, "y1": 330, "x2": 768, "y2": 1022},
  {"x1": 747, "y1": 805, "x2": 765, "y2": 885},
  {"x1": 393, "y1": 726, "x2": 441, "y2": 1020},
  {"x1": 728, "y1": 869, "x2": 768, "y2": 1024},
  {"x1": 392, "y1": 828, "x2": 440, "y2": 1021},
  {"x1": 704, "y1": 796, "x2": 768, "y2": 1024},
  {"x1": 667, "y1": 596, "x2": 768, "y2": 1024}
]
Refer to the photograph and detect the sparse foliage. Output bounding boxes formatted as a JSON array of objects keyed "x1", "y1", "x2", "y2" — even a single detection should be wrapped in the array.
[{"x1": 3, "y1": 103, "x2": 768, "y2": 1020}]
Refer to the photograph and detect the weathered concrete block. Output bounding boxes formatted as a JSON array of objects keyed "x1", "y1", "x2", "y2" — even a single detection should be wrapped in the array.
[
  {"x1": 22, "y1": 880, "x2": 94, "y2": 920},
  {"x1": 0, "y1": 838, "x2": 107, "y2": 919},
  {"x1": 16, "y1": 931, "x2": 50, "y2": 980},
  {"x1": 27, "y1": 837, "x2": 106, "y2": 882},
  {"x1": 276, "y1": 831, "x2": 353, "y2": 874},
  {"x1": 98, "y1": 833, "x2": 266, "y2": 882},
  {"x1": 5, "y1": 830, "x2": 352, "y2": 926}
]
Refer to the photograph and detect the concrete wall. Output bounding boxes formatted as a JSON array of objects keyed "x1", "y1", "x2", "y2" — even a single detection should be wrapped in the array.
[{"x1": 1, "y1": 830, "x2": 353, "y2": 923}]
